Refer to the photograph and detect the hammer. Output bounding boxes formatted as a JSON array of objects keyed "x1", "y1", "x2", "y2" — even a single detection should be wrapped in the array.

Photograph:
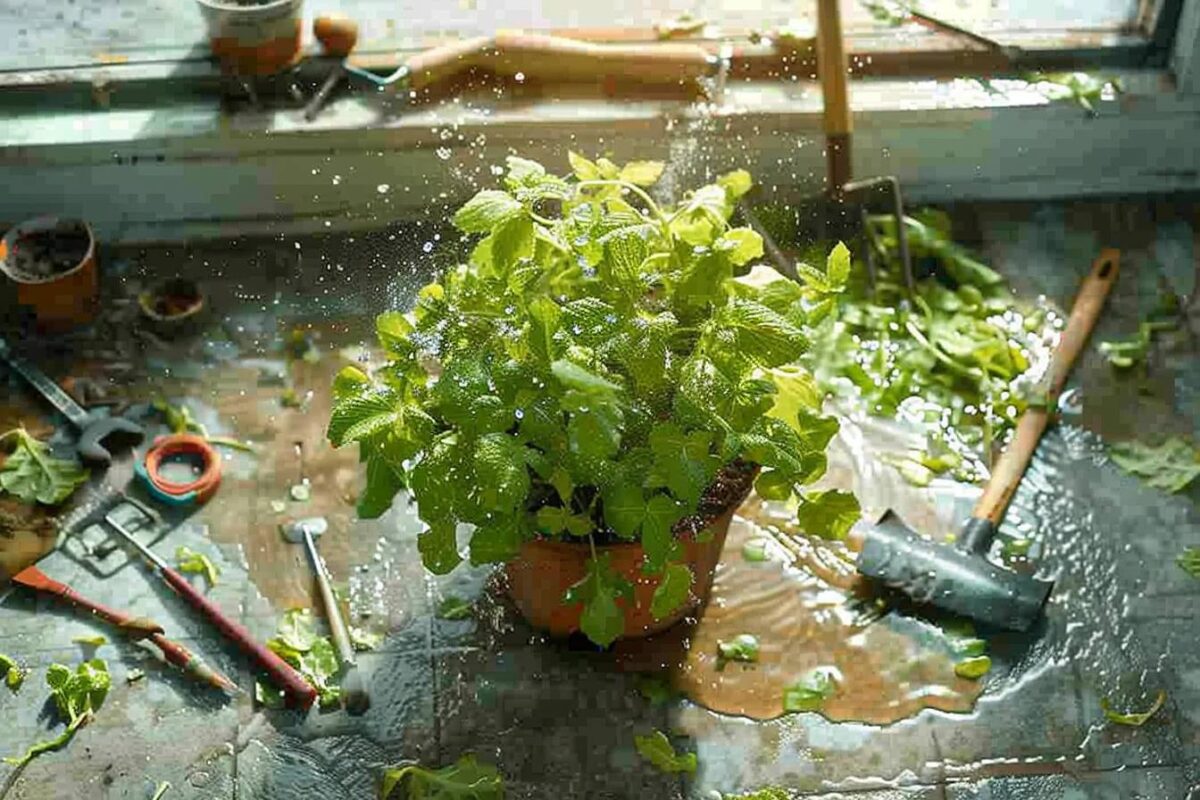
[
  {"x1": 0, "y1": 336, "x2": 143, "y2": 465},
  {"x1": 854, "y1": 249, "x2": 1120, "y2": 631}
]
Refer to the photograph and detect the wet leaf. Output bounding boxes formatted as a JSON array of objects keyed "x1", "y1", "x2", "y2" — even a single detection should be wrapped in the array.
[
  {"x1": 5, "y1": 658, "x2": 109, "y2": 768},
  {"x1": 782, "y1": 667, "x2": 838, "y2": 712},
  {"x1": 71, "y1": 634, "x2": 107, "y2": 647},
  {"x1": 453, "y1": 190, "x2": 523, "y2": 233},
  {"x1": 0, "y1": 653, "x2": 26, "y2": 692},
  {"x1": 741, "y1": 538, "x2": 769, "y2": 562},
  {"x1": 437, "y1": 596, "x2": 473, "y2": 621},
  {"x1": 650, "y1": 563, "x2": 692, "y2": 621},
  {"x1": 276, "y1": 608, "x2": 319, "y2": 652},
  {"x1": 0, "y1": 428, "x2": 89, "y2": 506},
  {"x1": 954, "y1": 655, "x2": 992, "y2": 680},
  {"x1": 1109, "y1": 438, "x2": 1200, "y2": 494},
  {"x1": 717, "y1": 633, "x2": 760, "y2": 664},
  {"x1": 1178, "y1": 547, "x2": 1200, "y2": 578},
  {"x1": 350, "y1": 628, "x2": 384, "y2": 651},
  {"x1": 634, "y1": 730, "x2": 697, "y2": 774},
  {"x1": 175, "y1": 545, "x2": 220, "y2": 587},
  {"x1": 1100, "y1": 690, "x2": 1166, "y2": 727},
  {"x1": 794, "y1": 490, "x2": 861, "y2": 540},
  {"x1": 564, "y1": 553, "x2": 632, "y2": 647},
  {"x1": 379, "y1": 753, "x2": 504, "y2": 799}
]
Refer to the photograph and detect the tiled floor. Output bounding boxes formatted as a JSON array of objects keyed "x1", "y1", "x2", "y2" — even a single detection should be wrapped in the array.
[{"x1": 0, "y1": 198, "x2": 1197, "y2": 799}]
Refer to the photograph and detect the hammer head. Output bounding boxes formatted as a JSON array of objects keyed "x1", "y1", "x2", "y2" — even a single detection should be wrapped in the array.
[
  {"x1": 280, "y1": 516, "x2": 328, "y2": 543},
  {"x1": 856, "y1": 511, "x2": 1053, "y2": 631}
]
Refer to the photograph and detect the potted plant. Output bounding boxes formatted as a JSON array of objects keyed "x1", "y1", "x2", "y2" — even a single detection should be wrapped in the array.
[
  {"x1": 328, "y1": 152, "x2": 856, "y2": 646},
  {"x1": 0, "y1": 216, "x2": 98, "y2": 331},
  {"x1": 194, "y1": 0, "x2": 304, "y2": 76}
]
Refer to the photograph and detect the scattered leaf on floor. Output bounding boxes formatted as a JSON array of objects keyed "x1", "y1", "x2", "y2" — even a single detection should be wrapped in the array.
[
  {"x1": 437, "y1": 596, "x2": 474, "y2": 621},
  {"x1": 71, "y1": 634, "x2": 107, "y2": 647},
  {"x1": 741, "y1": 538, "x2": 769, "y2": 562},
  {"x1": 1178, "y1": 547, "x2": 1200, "y2": 578},
  {"x1": 954, "y1": 655, "x2": 992, "y2": 680},
  {"x1": 379, "y1": 754, "x2": 504, "y2": 799},
  {"x1": 782, "y1": 666, "x2": 838, "y2": 712},
  {"x1": 126, "y1": 668, "x2": 145, "y2": 684},
  {"x1": 350, "y1": 627, "x2": 383, "y2": 651},
  {"x1": 1100, "y1": 690, "x2": 1166, "y2": 726},
  {"x1": 175, "y1": 545, "x2": 220, "y2": 587},
  {"x1": 1, "y1": 653, "x2": 27, "y2": 692},
  {"x1": 4, "y1": 658, "x2": 110, "y2": 768},
  {"x1": 717, "y1": 634, "x2": 761, "y2": 665},
  {"x1": 1109, "y1": 438, "x2": 1200, "y2": 494},
  {"x1": 0, "y1": 428, "x2": 89, "y2": 505},
  {"x1": 634, "y1": 730, "x2": 697, "y2": 774}
]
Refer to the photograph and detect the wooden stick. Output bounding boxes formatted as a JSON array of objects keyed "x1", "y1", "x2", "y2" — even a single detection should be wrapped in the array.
[{"x1": 816, "y1": 0, "x2": 853, "y2": 196}]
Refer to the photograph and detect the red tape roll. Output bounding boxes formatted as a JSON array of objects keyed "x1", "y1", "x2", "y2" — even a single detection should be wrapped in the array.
[{"x1": 143, "y1": 434, "x2": 222, "y2": 504}]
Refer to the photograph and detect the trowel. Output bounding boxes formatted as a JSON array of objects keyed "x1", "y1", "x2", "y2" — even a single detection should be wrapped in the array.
[{"x1": 854, "y1": 249, "x2": 1120, "y2": 631}]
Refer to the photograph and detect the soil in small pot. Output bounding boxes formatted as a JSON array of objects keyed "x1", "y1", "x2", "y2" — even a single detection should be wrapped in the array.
[
  {"x1": 143, "y1": 279, "x2": 203, "y2": 319},
  {"x1": 5, "y1": 224, "x2": 90, "y2": 281}
]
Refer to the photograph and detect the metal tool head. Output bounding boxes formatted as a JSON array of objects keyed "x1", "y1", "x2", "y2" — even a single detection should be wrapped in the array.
[
  {"x1": 280, "y1": 516, "x2": 328, "y2": 543},
  {"x1": 77, "y1": 414, "x2": 145, "y2": 465},
  {"x1": 855, "y1": 510, "x2": 1053, "y2": 631}
]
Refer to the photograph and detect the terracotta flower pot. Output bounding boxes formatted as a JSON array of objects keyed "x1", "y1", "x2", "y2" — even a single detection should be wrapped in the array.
[
  {"x1": 195, "y1": 0, "x2": 304, "y2": 76},
  {"x1": 504, "y1": 463, "x2": 758, "y2": 641},
  {"x1": 0, "y1": 216, "x2": 98, "y2": 332},
  {"x1": 138, "y1": 278, "x2": 206, "y2": 339}
]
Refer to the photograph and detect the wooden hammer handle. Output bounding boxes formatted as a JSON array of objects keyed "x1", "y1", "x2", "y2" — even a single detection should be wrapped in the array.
[
  {"x1": 972, "y1": 249, "x2": 1120, "y2": 524},
  {"x1": 402, "y1": 32, "x2": 713, "y2": 91}
]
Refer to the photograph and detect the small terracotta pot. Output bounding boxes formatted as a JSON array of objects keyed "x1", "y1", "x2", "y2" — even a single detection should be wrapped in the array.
[
  {"x1": 138, "y1": 278, "x2": 206, "y2": 338},
  {"x1": 505, "y1": 466, "x2": 758, "y2": 641},
  {"x1": 0, "y1": 216, "x2": 98, "y2": 332},
  {"x1": 195, "y1": 0, "x2": 304, "y2": 76}
]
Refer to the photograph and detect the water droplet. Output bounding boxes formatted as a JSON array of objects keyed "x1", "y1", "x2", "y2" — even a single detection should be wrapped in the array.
[{"x1": 376, "y1": 184, "x2": 390, "y2": 194}]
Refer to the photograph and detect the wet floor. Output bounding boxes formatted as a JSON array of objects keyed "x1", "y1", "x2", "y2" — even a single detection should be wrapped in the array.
[{"x1": 0, "y1": 198, "x2": 1197, "y2": 799}]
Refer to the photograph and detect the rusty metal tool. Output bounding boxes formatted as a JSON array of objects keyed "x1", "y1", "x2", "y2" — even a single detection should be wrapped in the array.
[
  {"x1": 101, "y1": 502, "x2": 318, "y2": 709},
  {"x1": 11, "y1": 564, "x2": 237, "y2": 693},
  {"x1": 855, "y1": 250, "x2": 1120, "y2": 630},
  {"x1": 281, "y1": 516, "x2": 369, "y2": 715},
  {"x1": 0, "y1": 336, "x2": 143, "y2": 465}
]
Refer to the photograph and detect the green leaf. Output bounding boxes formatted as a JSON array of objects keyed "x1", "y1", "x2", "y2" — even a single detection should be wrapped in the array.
[
  {"x1": 333, "y1": 365, "x2": 372, "y2": 401},
  {"x1": 564, "y1": 553, "x2": 632, "y2": 647},
  {"x1": 5, "y1": 658, "x2": 110, "y2": 768},
  {"x1": 953, "y1": 655, "x2": 992, "y2": 680},
  {"x1": 379, "y1": 754, "x2": 504, "y2": 800},
  {"x1": 633, "y1": 730, "x2": 697, "y2": 774},
  {"x1": 1100, "y1": 691, "x2": 1166, "y2": 727},
  {"x1": 741, "y1": 538, "x2": 769, "y2": 562},
  {"x1": 469, "y1": 516, "x2": 525, "y2": 564},
  {"x1": 419, "y1": 521, "x2": 462, "y2": 575},
  {"x1": 277, "y1": 608, "x2": 319, "y2": 651},
  {"x1": 548, "y1": 466, "x2": 574, "y2": 504},
  {"x1": 438, "y1": 596, "x2": 474, "y2": 621},
  {"x1": 328, "y1": 392, "x2": 398, "y2": 447},
  {"x1": 453, "y1": 190, "x2": 523, "y2": 233},
  {"x1": 711, "y1": 300, "x2": 808, "y2": 368},
  {"x1": 648, "y1": 422, "x2": 718, "y2": 506},
  {"x1": 717, "y1": 633, "x2": 760, "y2": 664},
  {"x1": 1178, "y1": 546, "x2": 1200, "y2": 578},
  {"x1": 794, "y1": 490, "x2": 860, "y2": 540},
  {"x1": 376, "y1": 311, "x2": 415, "y2": 354},
  {"x1": 535, "y1": 506, "x2": 591, "y2": 538},
  {"x1": 175, "y1": 546, "x2": 220, "y2": 587},
  {"x1": 487, "y1": 214, "x2": 535, "y2": 272},
  {"x1": 1, "y1": 653, "x2": 26, "y2": 693},
  {"x1": 567, "y1": 402, "x2": 624, "y2": 461},
  {"x1": 70, "y1": 634, "x2": 106, "y2": 647},
  {"x1": 602, "y1": 483, "x2": 646, "y2": 538},
  {"x1": 717, "y1": 169, "x2": 753, "y2": 199},
  {"x1": 473, "y1": 434, "x2": 531, "y2": 513},
  {"x1": 826, "y1": 241, "x2": 851, "y2": 289},
  {"x1": 642, "y1": 494, "x2": 684, "y2": 572},
  {"x1": 505, "y1": 155, "x2": 546, "y2": 185},
  {"x1": 715, "y1": 227, "x2": 764, "y2": 266},
  {"x1": 358, "y1": 453, "x2": 405, "y2": 519},
  {"x1": 527, "y1": 296, "x2": 562, "y2": 364},
  {"x1": 350, "y1": 627, "x2": 384, "y2": 651},
  {"x1": 568, "y1": 150, "x2": 602, "y2": 181},
  {"x1": 1109, "y1": 438, "x2": 1200, "y2": 494},
  {"x1": 619, "y1": 160, "x2": 665, "y2": 186},
  {"x1": 551, "y1": 359, "x2": 621, "y2": 395},
  {"x1": 754, "y1": 470, "x2": 794, "y2": 501},
  {"x1": 650, "y1": 563, "x2": 692, "y2": 620},
  {"x1": 0, "y1": 429, "x2": 89, "y2": 506},
  {"x1": 782, "y1": 667, "x2": 837, "y2": 713}
]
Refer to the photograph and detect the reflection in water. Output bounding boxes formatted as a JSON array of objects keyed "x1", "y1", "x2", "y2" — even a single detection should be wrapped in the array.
[{"x1": 616, "y1": 512, "x2": 985, "y2": 724}]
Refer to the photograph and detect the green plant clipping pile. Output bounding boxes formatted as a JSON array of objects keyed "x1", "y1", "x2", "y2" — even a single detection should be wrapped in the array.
[
  {"x1": 634, "y1": 730, "x2": 697, "y2": 774},
  {"x1": 805, "y1": 210, "x2": 1045, "y2": 480},
  {"x1": 259, "y1": 608, "x2": 343, "y2": 709},
  {"x1": 328, "y1": 153, "x2": 855, "y2": 647},
  {"x1": 1109, "y1": 437, "x2": 1200, "y2": 494}
]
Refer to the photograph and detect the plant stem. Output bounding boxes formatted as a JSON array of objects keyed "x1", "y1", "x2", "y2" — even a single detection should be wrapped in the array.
[{"x1": 576, "y1": 180, "x2": 671, "y2": 240}]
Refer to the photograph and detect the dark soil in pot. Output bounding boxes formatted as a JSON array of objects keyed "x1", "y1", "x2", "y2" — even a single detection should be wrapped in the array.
[{"x1": 5, "y1": 223, "x2": 91, "y2": 281}]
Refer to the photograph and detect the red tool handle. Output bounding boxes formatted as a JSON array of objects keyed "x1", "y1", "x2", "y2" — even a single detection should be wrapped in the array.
[{"x1": 160, "y1": 566, "x2": 317, "y2": 709}]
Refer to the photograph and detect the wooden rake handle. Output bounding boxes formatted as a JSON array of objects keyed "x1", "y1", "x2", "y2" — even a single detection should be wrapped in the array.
[{"x1": 972, "y1": 249, "x2": 1120, "y2": 524}]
